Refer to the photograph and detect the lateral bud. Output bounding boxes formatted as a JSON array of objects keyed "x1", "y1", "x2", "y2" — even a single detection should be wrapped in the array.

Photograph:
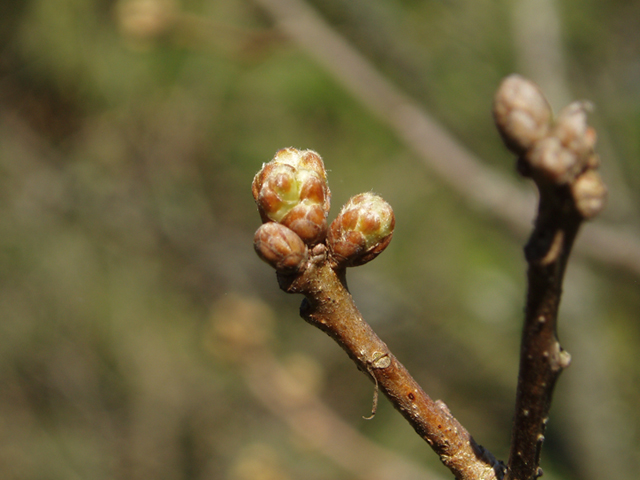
[
  {"x1": 252, "y1": 148, "x2": 330, "y2": 245},
  {"x1": 527, "y1": 136, "x2": 580, "y2": 184},
  {"x1": 571, "y1": 170, "x2": 607, "y2": 219},
  {"x1": 554, "y1": 101, "x2": 596, "y2": 157},
  {"x1": 254, "y1": 222, "x2": 308, "y2": 273},
  {"x1": 493, "y1": 74, "x2": 552, "y2": 155},
  {"x1": 327, "y1": 193, "x2": 395, "y2": 268}
]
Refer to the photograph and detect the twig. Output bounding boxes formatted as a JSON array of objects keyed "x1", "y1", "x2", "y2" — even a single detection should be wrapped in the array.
[
  {"x1": 251, "y1": 78, "x2": 605, "y2": 480},
  {"x1": 277, "y1": 245, "x2": 505, "y2": 480},
  {"x1": 209, "y1": 294, "x2": 448, "y2": 480},
  {"x1": 249, "y1": 148, "x2": 504, "y2": 478},
  {"x1": 506, "y1": 188, "x2": 580, "y2": 480}
]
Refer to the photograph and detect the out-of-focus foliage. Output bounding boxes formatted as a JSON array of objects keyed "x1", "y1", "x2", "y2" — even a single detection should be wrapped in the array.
[{"x1": 1, "y1": 0, "x2": 639, "y2": 479}]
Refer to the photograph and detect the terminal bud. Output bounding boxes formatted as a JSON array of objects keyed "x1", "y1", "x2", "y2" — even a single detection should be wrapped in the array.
[
  {"x1": 493, "y1": 74, "x2": 552, "y2": 155},
  {"x1": 553, "y1": 101, "x2": 600, "y2": 171},
  {"x1": 252, "y1": 148, "x2": 330, "y2": 245},
  {"x1": 554, "y1": 101, "x2": 595, "y2": 156}
]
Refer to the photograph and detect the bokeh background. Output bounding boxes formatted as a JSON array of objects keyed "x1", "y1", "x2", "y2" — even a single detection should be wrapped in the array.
[{"x1": 1, "y1": 0, "x2": 639, "y2": 479}]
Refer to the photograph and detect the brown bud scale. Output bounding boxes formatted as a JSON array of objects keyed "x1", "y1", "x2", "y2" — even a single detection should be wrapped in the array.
[
  {"x1": 252, "y1": 148, "x2": 331, "y2": 245},
  {"x1": 328, "y1": 193, "x2": 395, "y2": 268},
  {"x1": 254, "y1": 222, "x2": 308, "y2": 273}
]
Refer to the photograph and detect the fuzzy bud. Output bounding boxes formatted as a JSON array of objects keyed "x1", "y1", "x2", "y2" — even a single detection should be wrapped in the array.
[
  {"x1": 571, "y1": 170, "x2": 607, "y2": 219},
  {"x1": 254, "y1": 222, "x2": 307, "y2": 273},
  {"x1": 327, "y1": 193, "x2": 395, "y2": 268},
  {"x1": 252, "y1": 148, "x2": 330, "y2": 245},
  {"x1": 527, "y1": 136, "x2": 580, "y2": 184},
  {"x1": 553, "y1": 101, "x2": 600, "y2": 174},
  {"x1": 493, "y1": 74, "x2": 552, "y2": 155},
  {"x1": 554, "y1": 102, "x2": 594, "y2": 152}
]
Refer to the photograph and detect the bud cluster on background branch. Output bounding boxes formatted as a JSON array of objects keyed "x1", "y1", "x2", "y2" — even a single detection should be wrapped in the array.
[{"x1": 493, "y1": 74, "x2": 606, "y2": 219}]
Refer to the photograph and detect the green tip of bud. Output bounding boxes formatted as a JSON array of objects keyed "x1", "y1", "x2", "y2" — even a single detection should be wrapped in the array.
[
  {"x1": 327, "y1": 193, "x2": 395, "y2": 268},
  {"x1": 252, "y1": 148, "x2": 331, "y2": 245}
]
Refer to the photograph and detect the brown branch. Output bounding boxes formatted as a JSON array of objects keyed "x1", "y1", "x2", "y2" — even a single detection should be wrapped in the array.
[
  {"x1": 505, "y1": 186, "x2": 581, "y2": 480},
  {"x1": 209, "y1": 293, "x2": 446, "y2": 480},
  {"x1": 493, "y1": 76, "x2": 607, "y2": 480},
  {"x1": 277, "y1": 244, "x2": 505, "y2": 480}
]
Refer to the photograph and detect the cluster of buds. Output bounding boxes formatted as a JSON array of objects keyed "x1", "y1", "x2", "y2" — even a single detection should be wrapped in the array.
[
  {"x1": 493, "y1": 74, "x2": 606, "y2": 219},
  {"x1": 252, "y1": 148, "x2": 395, "y2": 273}
]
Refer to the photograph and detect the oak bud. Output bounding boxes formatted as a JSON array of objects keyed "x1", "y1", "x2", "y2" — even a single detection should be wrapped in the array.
[
  {"x1": 571, "y1": 170, "x2": 607, "y2": 219},
  {"x1": 327, "y1": 193, "x2": 395, "y2": 268},
  {"x1": 493, "y1": 74, "x2": 552, "y2": 155},
  {"x1": 554, "y1": 101, "x2": 594, "y2": 154},
  {"x1": 553, "y1": 101, "x2": 600, "y2": 172},
  {"x1": 252, "y1": 148, "x2": 330, "y2": 245},
  {"x1": 254, "y1": 222, "x2": 307, "y2": 273},
  {"x1": 527, "y1": 136, "x2": 579, "y2": 184}
]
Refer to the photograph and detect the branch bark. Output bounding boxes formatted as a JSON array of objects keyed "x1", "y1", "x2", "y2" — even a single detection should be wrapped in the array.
[
  {"x1": 506, "y1": 186, "x2": 581, "y2": 480},
  {"x1": 277, "y1": 244, "x2": 505, "y2": 480}
]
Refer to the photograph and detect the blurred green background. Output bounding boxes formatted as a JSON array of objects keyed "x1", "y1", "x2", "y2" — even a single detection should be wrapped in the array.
[{"x1": 1, "y1": 0, "x2": 639, "y2": 479}]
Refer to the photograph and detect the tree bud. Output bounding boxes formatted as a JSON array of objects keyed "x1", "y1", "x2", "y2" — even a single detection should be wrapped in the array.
[
  {"x1": 254, "y1": 222, "x2": 307, "y2": 273},
  {"x1": 493, "y1": 74, "x2": 552, "y2": 155},
  {"x1": 571, "y1": 170, "x2": 607, "y2": 219},
  {"x1": 527, "y1": 136, "x2": 580, "y2": 184},
  {"x1": 252, "y1": 148, "x2": 330, "y2": 245},
  {"x1": 553, "y1": 101, "x2": 596, "y2": 157},
  {"x1": 327, "y1": 193, "x2": 395, "y2": 268}
]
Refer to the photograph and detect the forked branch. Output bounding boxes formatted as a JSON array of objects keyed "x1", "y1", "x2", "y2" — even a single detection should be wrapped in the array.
[{"x1": 251, "y1": 75, "x2": 605, "y2": 480}]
